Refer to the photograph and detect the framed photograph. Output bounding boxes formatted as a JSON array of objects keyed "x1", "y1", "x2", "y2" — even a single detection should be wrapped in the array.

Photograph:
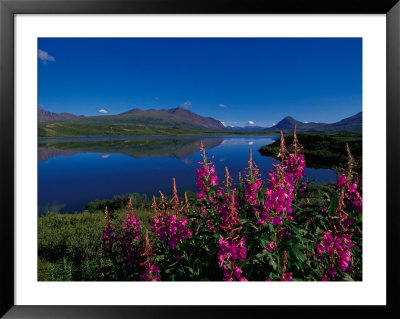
[{"x1": 1, "y1": 0, "x2": 399, "y2": 318}]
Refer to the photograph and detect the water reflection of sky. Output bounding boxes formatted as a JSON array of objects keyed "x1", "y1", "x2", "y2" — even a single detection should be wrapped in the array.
[{"x1": 38, "y1": 136, "x2": 337, "y2": 214}]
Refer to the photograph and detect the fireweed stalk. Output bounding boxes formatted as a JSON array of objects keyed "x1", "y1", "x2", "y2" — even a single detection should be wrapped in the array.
[
  {"x1": 139, "y1": 230, "x2": 161, "y2": 281},
  {"x1": 217, "y1": 167, "x2": 241, "y2": 232},
  {"x1": 335, "y1": 143, "x2": 362, "y2": 214},
  {"x1": 257, "y1": 130, "x2": 306, "y2": 281},
  {"x1": 101, "y1": 206, "x2": 117, "y2": 256},
  {"x1": 316, "y1": 144, "x2": 361, "y2": 280},
  {"x1": 217, "y1": 190, "x2": 247, "y2": 281},
  {"x1": 258, "y1": 132, "x2": 296, "y2": 226},
  {"x1": 285, "y1": 125, "x2": 306, "y2": 184},
  {"x1": 242, "y1": 148, "x2": 263, "y2": 208},
  {"x1": 280, "y1": 251, "x2": 292, "y2": 281},
  {"x1": 122, "y1": 198, "x2": 141, "y2": 264},
  {"x1": 196, "y1": 140, "x2": 219, "y2": 201}
]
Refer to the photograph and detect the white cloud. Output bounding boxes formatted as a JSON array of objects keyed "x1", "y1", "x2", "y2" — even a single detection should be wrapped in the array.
[
  {"x1": 221, "y1": 121, "x2": 226, "y2": 127},
  {"x1": 98, "y1": 109, "x2": 108, "y2": 114},
  {"x1": 248, "y1": 121, "x2": 255, "y2": 125},
  {"x1": 182, "y1": 100, "x2": 192, "y2": 108},
  {"x1": 38, "y1": 49, "x2": 55, "y2": 64},
  {"x1": 304, "y1": 121, "x2": 309, "y2": 123},
  {"x1": 219, "y1": 104, "x2": 227, "y2": 108}
]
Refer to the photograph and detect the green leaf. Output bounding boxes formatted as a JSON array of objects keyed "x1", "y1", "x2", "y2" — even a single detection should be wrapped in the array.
[
  {"x1": 293, "y1": 249, "x2": 307, "y2": 262},
  {"x1": 342, "y1": 273, "x2": 354, "y2": 281},
  {"x1": 267, "y1": 254, "x2": 277, "y2": 271}
]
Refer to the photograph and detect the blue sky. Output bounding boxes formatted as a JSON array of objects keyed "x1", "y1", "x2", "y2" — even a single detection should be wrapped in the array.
[{"x1": 38, "y1": 38, "x2": 362, "y2": 127}]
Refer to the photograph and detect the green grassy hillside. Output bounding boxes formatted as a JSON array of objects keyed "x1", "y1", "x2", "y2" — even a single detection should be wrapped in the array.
[{"x1": 38, "y1": 122, "x2": 278, "y2": 137}]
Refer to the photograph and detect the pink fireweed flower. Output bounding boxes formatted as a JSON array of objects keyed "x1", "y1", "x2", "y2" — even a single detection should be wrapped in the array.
[
  {"x1": 258, "y1": 163, "x2": 295, "y2": 225},
  {"x1": 263, "y1": 241, "x2": 274, "y2": 253},
  {"x1": 150, "y1": 179, "x2": 192, "y2": 249},
  {"x1": 124, "y1": 214, "x2": 141, "y2": 242},
  {"x1": 124, "y1": 200, "x2": 140, "y2": 238},
  {"x1": 151, "y1": 213, "x2": 166, "y2": 242},
  {"x1": 335, "y1": 174, "x2": 349, "y2": 189},
  {"x1": 101, "y1": 224, "x2": 117, "y2": 255},
  {"x1": 244, "y1": 179, "x2": 262, "y2": 205},
  {"x1": 315, "y1": 231, "x2": 355, "y2": 279},
  {"x1": 217, "y1": 236, "x2": 247, "y2": 281},
  {"x1": 285, "y1": 153, "x2": 306, "y2": 182},
  {"x1": 335, "y1": 174, "x2": 362, "y2": 214},
  {"x1": 140, "y1": 265, "x2": 161, "y2": 281},
  {"x1": 335, "y1": 144, "x2": 362, "y2": 214},
  {"x1": 281, "y1": 273, "x2": 293, "y2": 281},
  {"x1": 121, "y1": 203, "x2": 141, "y2": 264},
  {"x1": 150, "y1": 213, "x2": 192, "y2": 249}
]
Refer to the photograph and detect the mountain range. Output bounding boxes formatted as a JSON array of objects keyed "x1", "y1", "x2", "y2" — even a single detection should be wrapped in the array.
[
  {"x1": 38, "y1": 107, "x2": 362, "y2": 137},
  {"x1": 264, "y1": 112, "x2": 362, "y2": 132},
  {"x1": 39, "y1": 107, "x2": 225, "y2": 131}
]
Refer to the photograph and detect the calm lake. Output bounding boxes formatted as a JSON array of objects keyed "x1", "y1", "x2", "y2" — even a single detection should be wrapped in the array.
[{"x1": 38, "y1": 136, "x2": 337, "y2": 215}]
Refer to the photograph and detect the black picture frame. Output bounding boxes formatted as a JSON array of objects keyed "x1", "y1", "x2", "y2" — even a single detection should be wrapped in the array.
[{"x1": 1, "y1": 0, "x2": 399, "y2": 318}]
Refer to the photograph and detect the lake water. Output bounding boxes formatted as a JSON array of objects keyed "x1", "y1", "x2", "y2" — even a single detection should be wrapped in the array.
[{"x1": 38, "y1": 136, "x2": 337, "y2": 215}]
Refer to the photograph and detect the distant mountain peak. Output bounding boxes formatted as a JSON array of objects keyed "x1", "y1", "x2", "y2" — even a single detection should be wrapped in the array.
[
  {"x1": 282, "y1": 116, "x2": 297, "y2": 121},
  {"x1": 38, "y1": 108, "x2": 82, "y2": 123}
]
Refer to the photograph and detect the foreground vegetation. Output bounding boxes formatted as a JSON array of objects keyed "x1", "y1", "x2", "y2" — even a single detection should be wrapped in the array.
[{"x1": 38, "y1": 128, "x2": 362, "y2": 281}]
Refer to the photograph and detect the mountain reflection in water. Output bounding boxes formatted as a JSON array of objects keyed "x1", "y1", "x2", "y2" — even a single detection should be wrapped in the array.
[
  {"x1": 38, "y1": 136, "x2": 337, "y2": 214},
  {"x1": 38, "y1": 137, "x2": 224, "y2": 161}
]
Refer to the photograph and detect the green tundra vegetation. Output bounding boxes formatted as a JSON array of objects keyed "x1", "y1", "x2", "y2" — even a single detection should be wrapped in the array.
[
  {"x1": 38, "y1": 192, "x2": 195, "y2": 281},
  {"x1": 38, "y1": 184, "x2": 342, "y2": 281},
  {"x1": 38, "y1": 122, "x2": 276, "y2": 137}
]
